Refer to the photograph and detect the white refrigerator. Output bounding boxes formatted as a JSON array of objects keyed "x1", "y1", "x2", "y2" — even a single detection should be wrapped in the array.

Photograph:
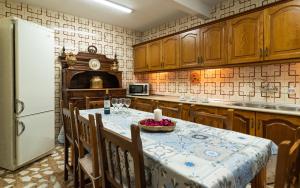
[{"x1": 0, "y1": 17, "x2": 55, "y2": 170}]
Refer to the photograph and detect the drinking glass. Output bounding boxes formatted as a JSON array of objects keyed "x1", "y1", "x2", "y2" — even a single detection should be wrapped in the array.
[
  {"x1": 116, "y1": 98, "x2": 122, "y2": 113},
  {"x1": 111, "y1": 98, "x2": 117, "y2": 112},
  {"x1": 124, "y1": 98, "x2": 131, "y2": 113},
  {"x1": 120, "y1": 98, "x2": 126, "y2": 112}
]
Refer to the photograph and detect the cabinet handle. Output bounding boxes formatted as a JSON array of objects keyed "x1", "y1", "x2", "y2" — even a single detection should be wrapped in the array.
[
  {"x1": 265, "y1": 47, "x2": 268, "y2": 57},
  {"x1": 260, "y1": 48, "x2": 263, "y2": 58},
  {"x1": 200, "y1": 56, "x2": 204, "y2": 64},
  {"x1": 17, "y1": 121, "x2": 26, "y2": 136},
  {"x1": 16, "y1": 99, "x2": 25, "y2": 115}
]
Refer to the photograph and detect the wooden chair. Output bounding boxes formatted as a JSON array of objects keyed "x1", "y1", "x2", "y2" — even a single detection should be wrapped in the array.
[
  {"x1": 190, "y1": 108, "x2": 234, "y2": 130},
  {"x1": 60, "y1": 101, "x2": 78, "y2": 187},
  {"x1": 157, "y1": 102, "x2": 183, "y2": 119},
  {"x1": 75, "y1": 108, "x2": 101, "y2": 188},
  {"x1": 95, "y1": 113, "x2": 146, "y2": 188},
  {"x1": 86, "y1": 97, "x2": 104, "y2": 109},
  {"x1": 274, "y1": 139, "x2": 300, "y2": 188}
]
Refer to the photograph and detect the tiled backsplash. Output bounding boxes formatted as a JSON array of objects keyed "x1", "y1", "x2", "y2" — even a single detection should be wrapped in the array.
[
  {"x1": 141, "y1": 0, "x2": 280, "y2": 42},
  {"x1": 135, "y1": 62, "x2": 300, "y2": 104}
]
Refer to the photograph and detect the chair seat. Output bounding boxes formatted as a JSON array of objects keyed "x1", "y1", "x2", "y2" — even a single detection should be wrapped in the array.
[
  {"x1": 79, "y1": 154, "x2": 101, "y2": 179},
  {"x1": 266, "y1": 154, "x2": 277, "y2": 185}
]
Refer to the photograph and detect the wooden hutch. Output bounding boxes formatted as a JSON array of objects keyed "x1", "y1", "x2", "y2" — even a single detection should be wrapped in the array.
[{"x1": 60, "y1": 47, "x2": 126, "y2": 109}]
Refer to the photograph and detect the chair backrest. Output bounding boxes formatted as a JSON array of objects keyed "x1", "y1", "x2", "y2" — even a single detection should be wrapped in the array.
[
  {"x1": 95, "y1": 113, "x2": 146, "y2": 188},
  {"x1": 158, "y1": 103, "x2": 183, "y2": 119},
  {"x1": 74, "y1": 108, "x2": 100, "y2": 178},
  {"x1": 275, "y1": 139, "x2": 300, "y2": 188},
  {"x1": 86, "y1": 97, "x2": 104, "y2": 109},
  {"x1": 190, "y1": 109, "x2": 234, "y2": 130},
  {"x1": 61, "y1": 100, "x2": 76, "y2": 143}
]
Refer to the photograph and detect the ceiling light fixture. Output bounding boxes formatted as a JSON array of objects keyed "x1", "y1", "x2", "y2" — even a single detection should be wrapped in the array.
[{"x1": 93, "y1": 0, "x2": 133, "y2": 13}]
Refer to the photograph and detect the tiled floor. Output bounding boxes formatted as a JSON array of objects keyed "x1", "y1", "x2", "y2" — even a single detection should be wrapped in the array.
[
  {"x1": 0, "y1": 146, "x2": 73, "y2": 188},
  {"x1": 0, "y1": 145, "x2": 275, "y2": 188}
]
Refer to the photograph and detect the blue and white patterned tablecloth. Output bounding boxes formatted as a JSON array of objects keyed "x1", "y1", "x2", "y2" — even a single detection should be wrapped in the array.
[{"x1": 80, "y1": 108, "x2": 272, "y2": 188}]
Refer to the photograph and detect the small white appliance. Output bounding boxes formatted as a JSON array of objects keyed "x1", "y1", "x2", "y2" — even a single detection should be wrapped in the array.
[
  {"x1": 128, "y1": 83, "x2": 150, "y2": 96},
  {"x1": 0, "y1": 17, "x2": 55, "y2": 170}
]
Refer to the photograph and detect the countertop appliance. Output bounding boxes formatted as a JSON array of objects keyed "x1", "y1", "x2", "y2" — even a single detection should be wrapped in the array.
[
  {"x1": 0, "y1": 17, "x2": 55, "y2": 170},
  {"x1": 128, "y1": 83, "x2": 149, "y2": 96}
]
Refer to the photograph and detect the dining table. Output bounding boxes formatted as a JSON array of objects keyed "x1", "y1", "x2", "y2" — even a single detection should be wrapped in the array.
[{"x1": 80, "y1": 108, "x2": 272, "y2": 188}]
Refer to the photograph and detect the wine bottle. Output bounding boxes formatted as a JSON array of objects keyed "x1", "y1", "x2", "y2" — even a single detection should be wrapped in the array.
[{"x1": 104, "y1": 89, "x2": 110, "y2": 114}]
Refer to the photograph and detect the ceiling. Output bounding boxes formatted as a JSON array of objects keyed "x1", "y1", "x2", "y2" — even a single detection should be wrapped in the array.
[{"x1": 13, "y1": 0, "x2": 221, "y2": 31}]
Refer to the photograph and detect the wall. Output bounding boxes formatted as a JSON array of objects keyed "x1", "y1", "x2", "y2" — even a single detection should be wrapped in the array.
[
  {"x1": 0, "y1": 0, "x2": 142, "y2": 138},
  {"x1": 135, "y1": 0, "x2": 300, "y2": 104}
]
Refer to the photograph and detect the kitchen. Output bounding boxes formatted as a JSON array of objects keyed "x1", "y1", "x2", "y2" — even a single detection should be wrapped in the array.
[{"x1": 0, "y1": 0, "x2": 299, "y2": 187}]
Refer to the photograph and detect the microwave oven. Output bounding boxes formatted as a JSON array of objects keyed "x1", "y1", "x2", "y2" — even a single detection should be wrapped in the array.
[{"x1": 128, "y1": 83, "x2": 149, "y2": 96}]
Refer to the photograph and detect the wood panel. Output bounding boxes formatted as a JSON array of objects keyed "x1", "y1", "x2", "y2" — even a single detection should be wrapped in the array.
[
  {"x1": 180, "y1": 29, "x2": 200, "y2": 68},
  {"x1": 218, "y1": 108, "x2": 256, "y2": 135},
  {"x1": 199, "y1": 22, "x2": 227, "y2": 66},
  {"x1": 147, "y1": 40, "x2": 162, "y2": 70},
  {"x1": 134, "y1": 44, "x2": 148, "y2": 72},
  {"x1": 228, "y1": 11, "x2": 264, "y2": 64},
  {"x1": 264, "y1": 0, "x2": 300, "y2": 60},
  {"x1": 256, "y1": 112, "x2": 300, "y2": 145},
  {"x1": 157, "y1": 101, "x2": 182, "y2": 119},
  {"x1": 162, "y1": 35, "x2": 180, "y2": 70},
  {"x1": 132, "y1": 98, "x2": 155, "y2": 113}
]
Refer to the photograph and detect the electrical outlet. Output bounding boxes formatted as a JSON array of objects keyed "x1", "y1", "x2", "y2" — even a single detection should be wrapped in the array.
[{"x1": 288, "y1": 87, "x2": 296, "y2": 95}]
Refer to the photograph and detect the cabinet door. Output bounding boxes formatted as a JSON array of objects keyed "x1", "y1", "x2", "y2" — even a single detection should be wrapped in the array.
[
  {"x1": 199, "y1": 22, "x2": 227, "y2": 66},
  {"x1": 132, "y1": 98, "x2": 155, "y2": 112},
  {"x1": 180, "y1": 30, "x2": 200, "y2": 68},
  {"x1": 228, "y1": 11, "x2": 264, "y2": 64},
  {"x1": 162, "y1": 35, "x2": 179, "y2": 70},
  {"x1": 133, "y1": 45, "x2": 148, "y2": 72},
  {"x1": 256, "y1": 113, "x2": 300, "y2": 145},
  {"x1": 147, "y1": 40, "x2": 162, "y2": 70},
  {"x1": 218, "y1": 108, "x2": 255, "y2": 135},
  {"x1": 158, "y1": 101, "x2": 182, "y2": 119},
  {"x1": 264, "y1": 1, "x2": 300, "y2": 60}
]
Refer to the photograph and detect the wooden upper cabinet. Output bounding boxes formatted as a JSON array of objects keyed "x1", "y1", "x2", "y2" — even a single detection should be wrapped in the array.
[
  {"x1": 147, "y1": 40, "x2": 162, "y2": 70},
  {"x1": 228, "y1": 11, "x2": 264, "y2": 64},
  {"x1": 133, "y1": 44, "x2": 148, "y2": 72},
  {"x1": 199, "y1": 22, "x2": 227, "y2": 66},
  {"x1": 180, "y1": 29, "x2": 200, "y2": 68},
  {"x1": 264, "y1": 0, "x2": 300, "y2": 60},
  {"x1": 162, "y1": 35, "x2": 179, "y2": 69}
]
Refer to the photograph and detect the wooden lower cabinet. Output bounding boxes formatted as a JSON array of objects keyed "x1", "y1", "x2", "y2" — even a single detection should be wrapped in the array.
[
  {"x1": 218, "y1": 108, "x2": 256, "y2": 135},
  {"x1": 157, "y1": 101, "x2": 182, "y2": 119},
  {"x1": 131, "y1": 98, "x2": 155, "y2": 113},
  {"x1": 255, "y1": 112, "x2": 300, "y2": 145},
  {"x1": 189, "y1": 104, "x2": 218, "y2": 125}
]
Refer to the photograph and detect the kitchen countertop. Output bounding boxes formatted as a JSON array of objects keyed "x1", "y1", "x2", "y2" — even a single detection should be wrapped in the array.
[{"x1": 127, "y1": 95, "x2": 300, "y2": 117}]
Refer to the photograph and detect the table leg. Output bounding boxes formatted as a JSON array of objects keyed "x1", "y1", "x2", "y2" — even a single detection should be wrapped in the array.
[{"x1": 251, "y1": 167, "x2": 266, "y2": 188}]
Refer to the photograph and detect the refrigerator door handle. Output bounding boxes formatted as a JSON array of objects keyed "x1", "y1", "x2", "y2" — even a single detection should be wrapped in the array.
[
  {"x1": 16, "y1": 99, "x2": 25, "y2": 115},
  {"x1": 17, "y1": 121, "x2": 25, "y2": 136}
]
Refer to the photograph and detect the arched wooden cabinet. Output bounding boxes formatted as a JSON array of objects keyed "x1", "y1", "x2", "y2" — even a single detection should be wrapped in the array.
[{"x1": 60, "y1": 51, "x2": 126, "y2": 109}]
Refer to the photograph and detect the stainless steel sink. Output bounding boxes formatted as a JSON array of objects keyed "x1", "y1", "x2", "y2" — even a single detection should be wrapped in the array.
[{"x1": 228, "y1": 102, "x2": 300, "y2": 112}]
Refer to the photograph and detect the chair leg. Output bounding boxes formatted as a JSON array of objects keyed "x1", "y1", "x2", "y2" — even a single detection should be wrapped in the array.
[
  {"x1": 79, "y1": 165, "x2": 85, "y2": 188},
  {"x1": 73, "y1": 148, "x2": 79, "y2": 188},
  {"x1": 93, "y1": 179, "x2": 101, "y2": 188},
  {"x1": 64, "y1": 141, "x2": 69, "y2": 181}
]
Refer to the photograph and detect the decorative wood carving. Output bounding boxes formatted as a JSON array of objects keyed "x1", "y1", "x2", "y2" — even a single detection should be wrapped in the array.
[{"x1": 60, "y1": 48, "x2": 126, "y2": 109}]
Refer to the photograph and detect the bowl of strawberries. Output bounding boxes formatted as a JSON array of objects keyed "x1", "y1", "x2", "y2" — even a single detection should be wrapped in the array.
[{"x1": 138, "y1": 118, "x2": 176, "y2": 132}]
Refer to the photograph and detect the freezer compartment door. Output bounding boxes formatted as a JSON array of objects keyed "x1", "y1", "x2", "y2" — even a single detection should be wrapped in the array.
[
  {"x1": 16, "y1": 111, "x2": 54, "y2": 166},
  {"x1": 0, "y1": 18, "x2": 15, "y2": 170},
  {"x1": 14, "y1": 19, "x2": 54, "y2": 117}
]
